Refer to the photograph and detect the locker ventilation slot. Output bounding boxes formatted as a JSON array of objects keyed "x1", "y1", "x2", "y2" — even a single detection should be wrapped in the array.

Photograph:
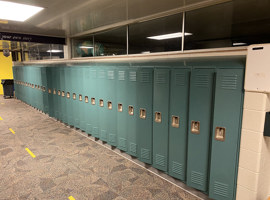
[
  {"x1": 156, "y1": 73, "x2": 166, "y2": 84},
  {"x1": 141, "y1": 148, "x2": 150, "y2": 160},
  {"x1": 214, "y1": 181, "x2": 229, "y2": 197},
  {"x1": 195, "y1": 75, "x2": 209, "y2": 87},
  {"x1": 191, "y1": 171, "x2": 204, "y2": 186},
  {"x1": 109, "y1": 133, "x2": 116, "y2": 143},
  {"x1": 221, "y1": 75, "x2": 237, "y2": 90},
  {"x1": 130, "y1": 143, "x2": 137, "y2": 154},
  {"x1": 119, "y1": 138, "x2": 127, "y2": 149},
  {"x1": 118, "y1": 71, "x2": 125, "y2": 80},
  {"x1": 129, "y1": 71, "x2": 137, "y2": 81},
  {"x1": 156, "y1": 154, "x2": 165, "y2": 167},
  {"x1": 175, "y1": 73, "x2": 185, "y2": 86},
  {"x1": 99, "y1": 70, "x2": 106, "y2": 79},
  {"x1": 107, "y1": 71, "x2": 114, "y2": 80},
  {"x1": 140, "y1": 72, "x2": 150, "y2": 83},
  {"x1": 172, "y1": 161, "x2": 183, "y2": 175}
]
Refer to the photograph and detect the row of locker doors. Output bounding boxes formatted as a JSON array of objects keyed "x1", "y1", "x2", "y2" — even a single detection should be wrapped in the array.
[{"x1": 13, "y1": 65, "x2": 244, "y2": 200}]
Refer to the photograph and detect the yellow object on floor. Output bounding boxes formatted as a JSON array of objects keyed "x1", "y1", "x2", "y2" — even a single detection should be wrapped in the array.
[
  {"x1": 0, "y1": 117, "x2": 2, "y2": 120},
  {"x1": 68, "y1": 196, "x2": 75, "y2": 200},
  {"x1": 9, "y1": 128, "x2": 15, "y2": 134},
  {"x1": 25, "y1": 148, "x2": 36, "y2": 158}
]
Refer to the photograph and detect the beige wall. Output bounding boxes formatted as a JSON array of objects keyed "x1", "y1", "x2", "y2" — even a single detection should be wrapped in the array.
[{"x1": 237, "y1": 92, "x2": 270, "y2": 200}]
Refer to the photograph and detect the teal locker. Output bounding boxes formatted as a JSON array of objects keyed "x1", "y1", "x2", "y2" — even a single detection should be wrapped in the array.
[
  {"x1": 41, "y1": 67, "x2": 49, "y2": 113},
  {"x1": 72, "y1": 67, "x2": 80, "y2": 128},
  {"x1": 127, "y1": 67, "x2": 138, "y2": 157},
  {"x1": 47, "y1": 67, "x2": 55, "y2": 118},
  {"x1": 84, "y1": 67, "x2": 91, "y2": 134},
  {"x1": 153, "y1": 68, "x2": 170, "y2": 172},
  {"x1": 208, "y1": 68, "x2": 244, "y2": 200},
  {"x1": 90, "y1": 67, "x2": 99, "y2": 138},
  {"x1": 137, "y1": 67, "x2": 153, "y2": 164},
  {"x1": 106, "y1": 67, "x2": 117, "y2": 146},
  {"x1": 66, "y1": 67, "x2": 74, "y2": 126},
  {"x1": 36, "y1": 67, "x2": 43, "y2": 110},
  {"x1": 78, "y1": 66, "x2": 86, "y2": 131},
  {"x1": 60, "y1": 67, "x2": 68, "y2": 123},
  {"x1": 53, "y1": 66, "x2": 59, "y2": 120},
  {"x1": 117, "y1": 66, "x2": 128, "y2": 151},
  {"x1": 187, "y1": 68, "x2": 215, "y2": 192},
  {"x1": 168, "y1": 68, "x2": 190, "y2": 180},
  {"x1": 98, "y1": 67, "x2": 107, "y2": 141}
]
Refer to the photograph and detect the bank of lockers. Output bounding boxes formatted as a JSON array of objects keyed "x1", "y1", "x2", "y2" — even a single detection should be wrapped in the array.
[{"x1": 13, "y1": 59, "x2": 245, "y2": 200}]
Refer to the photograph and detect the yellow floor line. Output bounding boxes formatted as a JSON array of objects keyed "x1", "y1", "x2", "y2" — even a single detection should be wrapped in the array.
[
  {"x1": 25, "y1": 148, "x2": 36, "y2": 158},
  {"x1": 0, "y1": 117, "x2": 2, "y2": 120},
  {"x1": 1, "y1": 103, "x2": 4, "y2": 105},
  {"x1": 9, "y1": 128, "x2": 15, "y2": 134},
  {"x1": 68, "y1": 196, "x2": 75, "y2": 200}
]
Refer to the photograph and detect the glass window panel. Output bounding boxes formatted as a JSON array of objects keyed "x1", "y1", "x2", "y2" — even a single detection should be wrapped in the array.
[
  {"x1": 72, "y1": 37, "x2": 94, "y2": 57},
  {"x1": 184, "y1": 0, "x2": 270, "y2": 50},
  {"x1": 94, "y1": 27, "x2": 126, "y2": 56},
  {"x1": 23, "y1": 43, "x2": 51, "y2": 60},
  {"x1": 129, "y1": 14, "x2": 183, "y2": 54}
]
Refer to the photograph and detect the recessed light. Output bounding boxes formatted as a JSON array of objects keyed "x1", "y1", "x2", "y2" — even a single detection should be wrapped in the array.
[
  {"x1": 80, "y1": 46, "x2": 94, "y2": 49},
  {"x1": 47, "y1": 50, "x2": 63, "y2": 53},
  {"x1": 0, "y1": 1, "x2": 44, "y2": 22},
  {"x1": 147, "y1": 32, "x2": 192, "y2": 40}
]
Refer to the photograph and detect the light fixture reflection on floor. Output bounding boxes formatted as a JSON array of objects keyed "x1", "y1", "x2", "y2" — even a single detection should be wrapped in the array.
[
  {"x1": 147, "y1": 32, "x2": 192, "y2": 40},
  {"x1": 0, "y1": 1, "x2": 44, "y2": 22}
]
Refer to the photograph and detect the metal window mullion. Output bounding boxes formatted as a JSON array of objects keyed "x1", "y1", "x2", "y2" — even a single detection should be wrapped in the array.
[
  {"x1": 181, "y1": 12, "x2": 185, "y2": 52},
  {"x1": 127, "y1": 25, "x2": 129, "y2": 55}
]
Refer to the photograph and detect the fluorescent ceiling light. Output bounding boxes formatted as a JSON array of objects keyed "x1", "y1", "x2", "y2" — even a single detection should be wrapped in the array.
[
  {"x1": 233, "y1": 42, "x2": 247, "y2": 46},
  {"x1": 147, "y1": 32, "x2": 192, "y2": 40},
  {"x1": 80, "y1": 46, "x2": 94, "y2": 49},
  {"x1": 0, "y1": 1, "x2": 44, "y2": 22},
  {"x1": 47, "y1": 50, "x2": 63, "y2": 53}
]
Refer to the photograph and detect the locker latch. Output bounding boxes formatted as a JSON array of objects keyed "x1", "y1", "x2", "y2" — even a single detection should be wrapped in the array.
[
  {"x1": 191, "y1": 121, "x2": 200, "y2": 134},
  {"x1": 58, "y1": 90, "x2": 61, "y2": 96},
  {"x1": 67, "y1": 92, "x2": 70, "y2": 99},
  {"x1": 155, "y1": 112, "x2": 162, "y2": 123},
  {"x1": 215, "y1": 127, "x2": 226, "y2": 141},
  {"x1": 73, "y1": 93, "x2": 76, "y2": 100},
  {"x1": 79, "y1": 95, "x2": 82, "y2": 101},
  {"x1": 85, "y1": 96, "x2": 89, "y2": 103},
  {"x1": 108, "y1": 101, "x2": 112, "y2": 110},
  {"x1": 99, "y1": 99, "x2": 104, "y2": 107},
  {"x1": 62, "y1": 91, "x2": 65, "y2": 97},
  {"x1": 48, "y1": 89, "x2": 52, "y2": 94},
  {"x1": 118, "y1": 104, "x2": 123, "y2": 112},
  {"x1": 172, "y1": 116, "x2": 180, "y2": 128},
  {"x1": 129, "y1": 106, "x2": 134, "y2": 115},
  {"x1": 53, "y1": 89, "x2": 56, "y2": 95},
  {"x1": 91, "y1": 98, "x2": 95, "y2": 105},
  {"x1": 140, "y1": 108, "x2": 146, "y2": 119}
]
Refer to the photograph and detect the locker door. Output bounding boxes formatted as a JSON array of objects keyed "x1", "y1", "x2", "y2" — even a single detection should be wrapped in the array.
[
  {"x1": 209, "y1": 68, "x2": 244, "y2": 200},
  {"x1": 153, "y1": 68, "x2": 170, "y2": 172},
  {"x1": 90, "y1": 67, "x2": 99, "y2": 138},
  {"x1": 42, "y1": 67, "x2": 49, "y2": 114},
  {"x1": 127, "y1": 67, "x2": 138, "y2": 157},
  {"x1": 60, "y1": 67, "x2": 68, "y2": 123},
  {"x1": 168, "y1": 68, "x2": 190, "y2": 180},
  {"x1": 187, "y1": 68, "x2": 215, "y2": 191},
  {"x1": 106, "y1": 67, "x2": 117, "y2": 146},
  {"x1": 46, "y1": 67, "x2": 54, "y2": 118},
  {"x1": 84, "y1": 67, "x2": 91, "y2": 134},
  {"x1": 137, "y1": 67, "x2": 153, "y2": 164},
  {"x1": 117, "y1": 67, "x2": 128, "y2": 151},
  {"x1": 78, "y1": 67, "x2": 86, "y2": 131},
  {"x1": 65, "y1": 67, "x2": 74, "y2": 126},
  {"x1": 98, "y1": 68, "x2": 107, "y2": 141},
  {"x1": 72, "y1": 67, "x2": 80, "y2": 128}
]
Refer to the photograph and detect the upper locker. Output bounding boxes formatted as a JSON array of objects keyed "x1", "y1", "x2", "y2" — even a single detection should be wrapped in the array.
[{"x1": 209, "y1": 68, "x2": 244, "y2": 200}]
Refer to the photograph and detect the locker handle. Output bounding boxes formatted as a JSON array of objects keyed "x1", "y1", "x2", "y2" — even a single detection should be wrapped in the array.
[
  {"x1": 53, "y1": 89, "x2": 56, "y2": 95},
  {"x1": 215, "y1": 127, "x2": 226, "y2": 142},
  {"x1": 85, "y1": 96, "x2": 89, "y2": 103},
  {"x1": 35, "y1": 85, "x2": 37, "y2": 89},
  {"x1": 118, "y1": 104, "x2": 123, "y2": 112},
  {"x1": 172, "y1": 116, "x2": 180, "y2": 128},
  {"x1": 191, "y1": 121, "x2": 200, "y2": 134},
  {"x1": 91, "y1": 98, "x2": 95, "y2": 105},
  {"x1": 99, "y1": 99, "x2": 104, "y2": 107},
  {"x1": 58, "y1": 90, "x2": 61, "y2": 96},
  {"x1": 155, "y1": 112, "x2": 162, "y2": 123},
  {"x1": 67, "y1": 92, "x2": 70, "y2": 99},
  {"x1": 48, "y1": 89, "x2": 52, "y2": 94},
  {"x1": 79, "y1": 94, "x2": 82, "y2": 101},
  {"x1": 108, "y1": 101, "x2": 112, "y2": 110},
  {"x1": 73, "y1": 93, "x2": 76, "y2": 100},
  {"x1": 140, "y1": 108, "x2": 146, "y2": 119},
  {"x1": 62, "y1": 91, "x2": 65, "y2": 97},
  {"x1": 128, "y1": 106, "x2": 134, "y2": 115}
]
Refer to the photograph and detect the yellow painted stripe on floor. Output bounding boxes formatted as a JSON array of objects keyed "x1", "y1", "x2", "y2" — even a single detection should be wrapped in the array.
[
  {"x1": 25, "y1": 148, "x2": 36, "y2": 158},
  {"x1": 9, "y1": 128, "x2": 15, "y2": 134},
  {"x1": 1, "y1": 103, "x2": 4, "y2": 105},
  {"x1": 0, "y1": 117, "x2": 2, "y2": 120},
  {"x1": 68, "y1": 196, "x2": 75, "y2": 200}
]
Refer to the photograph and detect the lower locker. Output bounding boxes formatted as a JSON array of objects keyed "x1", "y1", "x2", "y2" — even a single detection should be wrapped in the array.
[
  {"x1": 137, "y1": 67, "x2": 153, "y2": 164},
  {"x1": 72, "y1": 67, "x2": 80, "y2": 128},
  {"x1": 117, "y1": 67, "x2": 128, "y2": 151},
  {"x1": 187, "y1": 68, "x2": 215, "y2": 192},
  {"x1": 84, "y1": 67, "x2": 91, "y2": 134},
  {"x1": 98, "y1": 68, "x2": 107, "y2": 141},
  {"x1": 208, "y1": 68, "x2": 244, "y2": 200},
  {"x1": 90, "y1": 68, "x2": 99, "y2": 138},
  {"x1": 168, "y1": 68, "x2": 190, "y2": 180},
  {"x1": 153, "y1": 68, "x2": 170, "y2": 172},
  {"x1": 42, "y1": 67, "x2": 49, "y2": 114},
  {"x1": 78, "y1": 66, "x2": 86, "y2": 131},
  {"x1": 65, "y1": 67, "x2": 74, "y2": 126},
  {"x1": 60, "y1": 67, "x2": 68, "y2": 123},
  {"x1": 127, "y1": 67, "x2": 138, "y2": 157},
  {"x1": 47, "y1": 67, "x2": 55, "y2": 118}
]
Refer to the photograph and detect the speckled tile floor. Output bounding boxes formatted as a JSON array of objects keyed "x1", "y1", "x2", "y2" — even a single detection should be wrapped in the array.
[{"x1": 0, "y1": 96, "x2": 205, "y2": 200}]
